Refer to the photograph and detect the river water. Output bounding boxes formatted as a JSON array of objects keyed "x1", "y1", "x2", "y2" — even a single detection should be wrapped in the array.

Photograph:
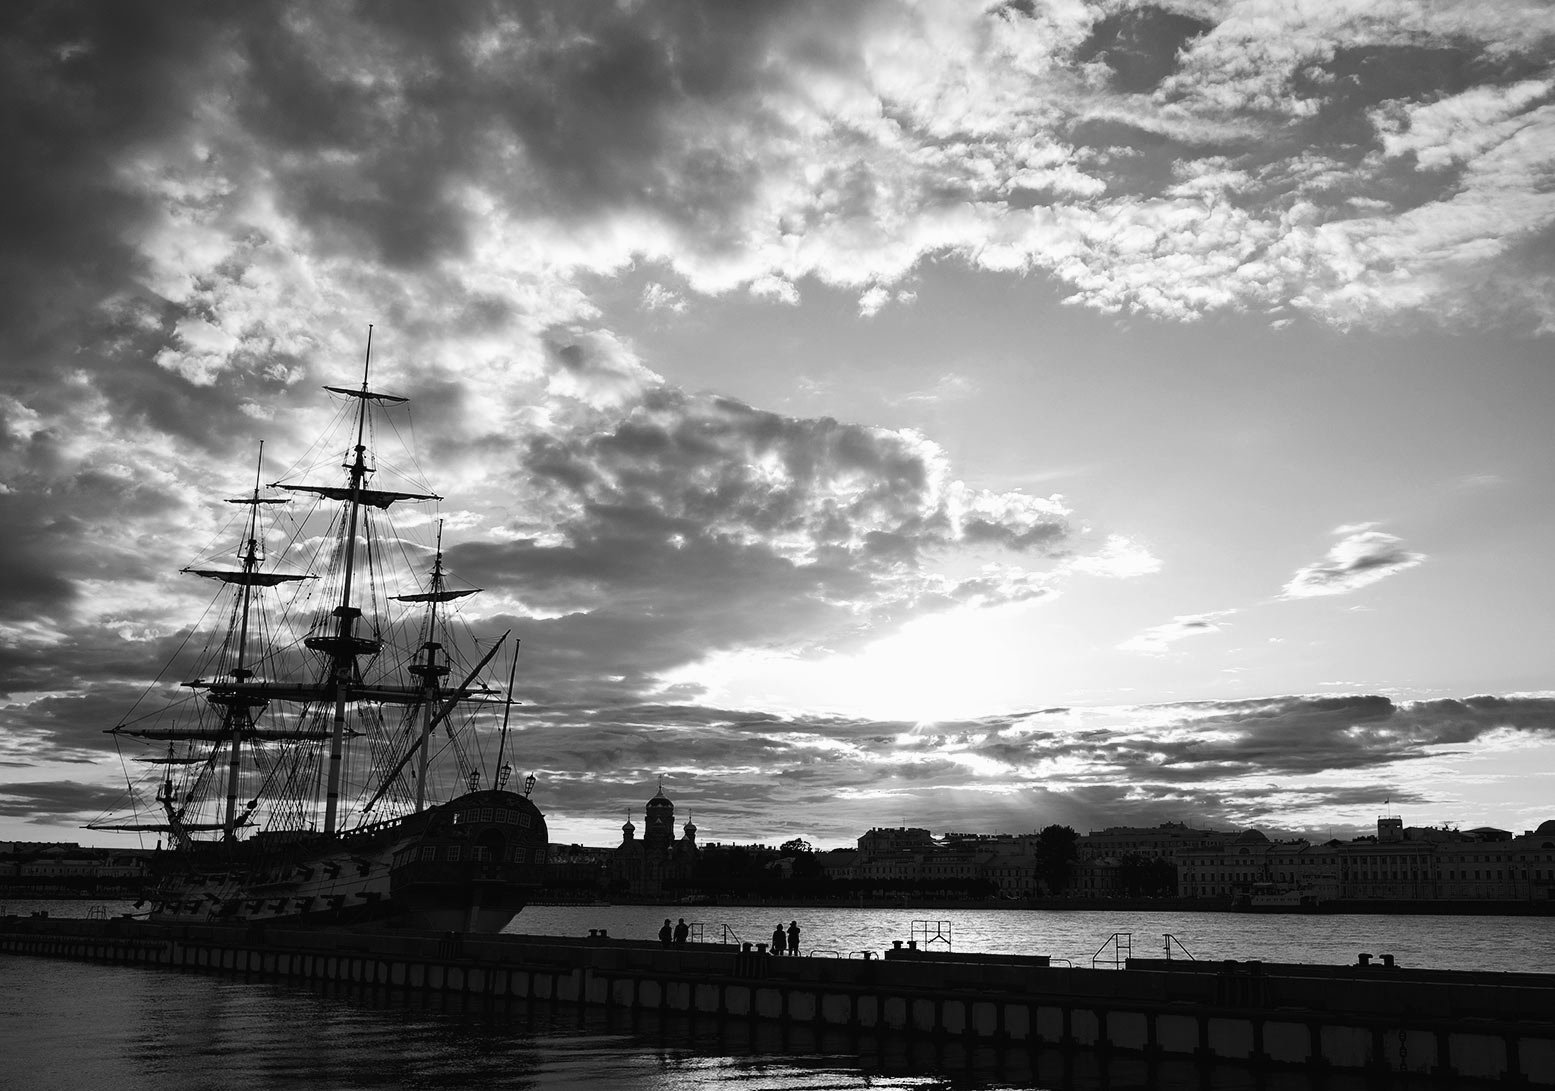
[
  {"x1": 509, "y1": 904, "x2": 1553, "y2": 974},
  {"x1": 4, "y1": 900, "x2": 1548, "y2": 1090}
]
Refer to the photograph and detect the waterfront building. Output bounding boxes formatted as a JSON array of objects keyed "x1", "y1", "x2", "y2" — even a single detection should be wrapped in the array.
[
  {"x1": 857, "y1": 827, "x2": 934, "y2": 859},
  {"x1": 0, "y1": 845, "x2": 152, "y2": 896},
  {"x1": 857, "y1": 851, "x2": 922, "y2": 885},
  {"x1": 1174, "y1": 814, "x2": 1555, "y2": 904},
  {"x1": 1175, "y1": 830, "x2": 1341, "y2": 899},
  {"x1": 1079, "y1": 821, "x2": 1232, "y2": 861},
  {"x1": 1072, "y1": 856, "x2": 1122, "y2": 897},
  {"x1": 610, "y1": 785, "x2": 698, "y2": 898},
  {"x1": 982, "y1": 841, "x2": 1040, "y2": 897},
  {"x1": 815, "y1": 848, "x2": 859, "y2": 882}
]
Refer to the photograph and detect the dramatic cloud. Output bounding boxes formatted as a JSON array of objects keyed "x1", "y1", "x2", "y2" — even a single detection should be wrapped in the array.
[
  {"x1": 1281, "y1": 524, "x2": 1425, "y2": 599},
  {"x1": 1, "y1": 364, "x2": 1090, "y2": 763},
  {"x1": 7, "y1": 1, "x2": 1554, "y2": 409},
  {"x1": 13, "y1": 684, "x2": 1549, "y2": 843}
]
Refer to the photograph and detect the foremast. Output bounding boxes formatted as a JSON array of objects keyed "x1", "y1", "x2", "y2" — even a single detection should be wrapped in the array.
[
  {"x1": 200, "y1": 443, "x2": 299, "y2": 839},
  {"x1": 99, "y1": 445, "x2": 308, "y2": 845}
]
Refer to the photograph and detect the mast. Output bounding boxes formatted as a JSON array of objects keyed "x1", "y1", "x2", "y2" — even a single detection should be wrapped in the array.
[
  {"x1": 411, "y1": 524, "x2": 449, "y2": 811},
  {"x1": 390, "y1": 524, "x2": 483, "y2": 812},
  {"x1": 276, "y1": 326, "x2": 438, "y2": 833},
  {"x1": 323, "y1": 326, "x2": 375, "y2": 835},
  {"x1": 221, "y1": 444, "x2": 267, "y2": 838},
  {"x1": 495, "y1": 640, "x2": 520, "y2": 777},
  {"x1": 359, "y1": 633, "x2": 509, "y2": 817},
  {"x1": 104, "y1": 445, "x2": 305, "y2": 842}
]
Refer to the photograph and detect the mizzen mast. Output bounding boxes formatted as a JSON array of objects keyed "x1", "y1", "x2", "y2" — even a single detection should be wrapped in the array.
[{"x1": 395, "y1": 521, "x2": 483, "y2": 811}]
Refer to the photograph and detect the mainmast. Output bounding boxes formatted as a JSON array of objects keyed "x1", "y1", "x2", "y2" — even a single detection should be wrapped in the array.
[
  {"x1": 274, "y1": 327, "x2": 439, "y2": 834},
  {"x1": 321, "y1": 328, "x2": 376, "y2": 835}
]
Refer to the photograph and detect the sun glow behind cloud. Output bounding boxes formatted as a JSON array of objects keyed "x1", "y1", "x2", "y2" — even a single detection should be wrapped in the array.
[{"x1": 671, "y1": 598, "x2": 1074, "y2": 722}]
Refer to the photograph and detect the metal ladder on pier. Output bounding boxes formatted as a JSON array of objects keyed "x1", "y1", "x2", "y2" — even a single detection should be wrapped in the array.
[
  {"x1": 1093, "y1": 932, "x2": 1197, "y2": 968},
  {"x1": 1092, "y1": 931, "x2": 1133, "y2": 969},
  {"x1": 688, "y1": 922, "x2": 743, "y2": 947}
]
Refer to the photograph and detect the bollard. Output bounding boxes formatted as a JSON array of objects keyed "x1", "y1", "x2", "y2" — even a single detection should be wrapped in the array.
[{"x1": 1357, "y1": 953, "x2": 1372, "y2": 966}]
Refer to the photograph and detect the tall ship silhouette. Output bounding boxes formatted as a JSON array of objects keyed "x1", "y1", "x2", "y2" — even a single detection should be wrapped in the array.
[{"x1": 92, "y1": 332, "x2": 546, "y2": 932}]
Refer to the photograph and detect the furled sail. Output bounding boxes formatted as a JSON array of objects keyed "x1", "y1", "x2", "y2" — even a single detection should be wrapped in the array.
[{"x1": 275, "y1": 484, "x2": 440, "y2": 509}]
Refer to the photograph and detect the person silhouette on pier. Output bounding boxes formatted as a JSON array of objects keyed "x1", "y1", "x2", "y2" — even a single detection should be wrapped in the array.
[
  {"x1": 659, "y1": 919, "x2": 672, "y2": 947},
  {"x1": 771, "y1": 922, "x2": 787, "y2": 956},
  {"x1": 674, "y1": 918, "x2": 689, "y2": 945},
  {"x1": 787, "y1": 920, "x2": 800, "y2": 956}
]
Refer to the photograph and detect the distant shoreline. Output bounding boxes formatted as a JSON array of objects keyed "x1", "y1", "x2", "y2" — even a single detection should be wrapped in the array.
[{"x1": 9, "y1": 887, "x2": 1550, "y2": 918}]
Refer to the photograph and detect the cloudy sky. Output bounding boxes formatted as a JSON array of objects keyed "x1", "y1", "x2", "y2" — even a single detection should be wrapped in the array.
[{"x1": 3, "y1": 0, "x2": 1554, "y2": 850}]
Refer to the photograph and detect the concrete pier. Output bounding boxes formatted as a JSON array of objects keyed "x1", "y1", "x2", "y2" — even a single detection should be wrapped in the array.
[{"x1": 4, "y1": 915, "x2": 1551, "y2": 1085}]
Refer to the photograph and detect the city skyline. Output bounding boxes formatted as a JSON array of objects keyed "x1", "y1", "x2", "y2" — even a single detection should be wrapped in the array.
[{"x1": 3, "y1": 2, "x2": 1554, "y2": 851}]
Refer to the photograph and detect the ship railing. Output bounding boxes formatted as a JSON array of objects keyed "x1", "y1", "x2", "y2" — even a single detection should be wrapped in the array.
[
  {"x1": 1091, "y1": 931, "x2": 1132, "y2": 969},
  {"x1": 1163, "y1": 932, "x2": 1197, "y2": 960}
]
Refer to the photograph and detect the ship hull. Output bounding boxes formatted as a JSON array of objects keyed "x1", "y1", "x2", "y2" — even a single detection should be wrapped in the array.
[{"x1": 145, "y1": 789, "x2": 548, "y2": 933}]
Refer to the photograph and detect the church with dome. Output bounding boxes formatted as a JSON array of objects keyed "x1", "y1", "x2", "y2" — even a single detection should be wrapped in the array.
[{"x1": 610, "y1": 783, "x2": 699, "y2": 898}]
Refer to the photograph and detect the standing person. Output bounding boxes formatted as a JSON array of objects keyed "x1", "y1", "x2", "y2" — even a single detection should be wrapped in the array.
[
  {"x1": 787, "y1": 919, "x2": 800, "y2": 957},
  {"x1": 659, "y1": 918, "x2": 672, "y2": 947},
  {"x1": 674, "y1": 917, "x2": 689, "y2": 945},
  {"x1": 771, "y1": 922, "x2": 787, "y2": 956}
]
